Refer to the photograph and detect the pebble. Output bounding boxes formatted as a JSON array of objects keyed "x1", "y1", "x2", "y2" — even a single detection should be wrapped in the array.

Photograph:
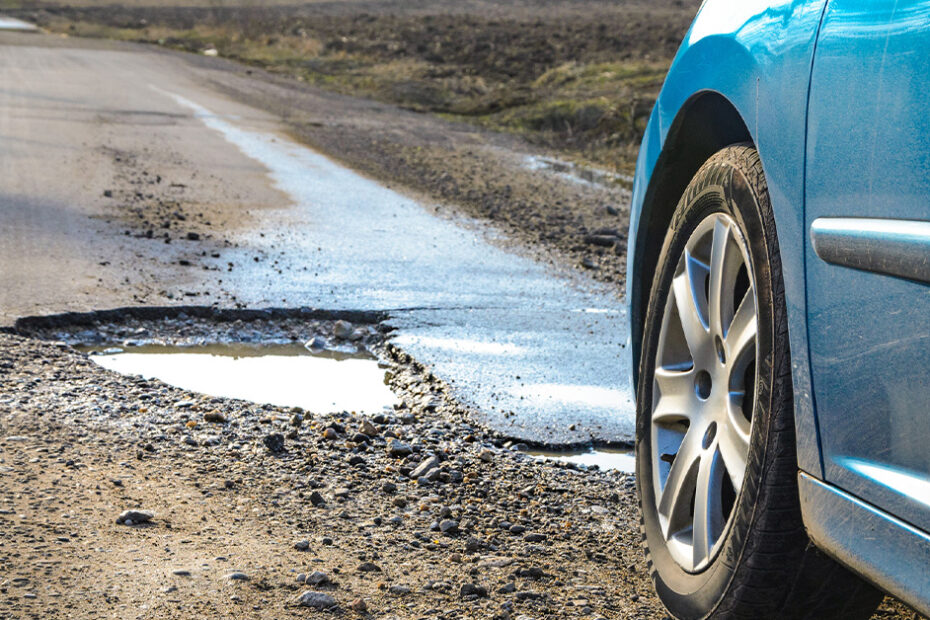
[
  {"x1": 203, "y1": 410, "x2": 226, "y2": 423},
  {"x1": 332, "y1": 320, "x2": 354, "y2": 338},
  {"x1": 386, "y1": 438, "x2": 412, "y2": 457},
  {"x1": 293, "y1": 539, "x2": 310, "y2": 551},
  {"x1": 460, "y1": 583, "x2": 488, "y2": 598},
  {"x1": 359, "y1": 420, "x2": 379, "y2": 437},
  {"x1": 304, "y1": 336, "x2": 327, "y2": 352},
  {"x1": 263, "y1": 433, "x2": 285, "y2": 453},
  {"x1": 223, "y1": 572, "x2": 249, "y2": 581},
  {"x1": 410, "y1": 455, "x2": 440, "y2": 478},
  {"x1": 296, "y1": 590, "x2": 336, "y2": 610},
  {"x1": 309, "y1": 491, "x2": 326, "y2": 507},
  {"x1": 305, "y1": 570, "x2": 329, "y2": 586},
  {"x1": 116, "y1": 509, "x2": 153, "y2": 525}
]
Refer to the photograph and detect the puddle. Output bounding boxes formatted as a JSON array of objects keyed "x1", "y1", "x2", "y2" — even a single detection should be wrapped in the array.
[
  {"x1": 79, "y1": 343, "x2": 397, "y2": 414},
  {"x1": 530, "y1": 447, "x2": 635, "y2": 473},
  {"x1": 0, "y1": 17, "x2": 38, "y2": 32},
  {"x1": 523, "y1": 155, "x2": 633, "y2": 190}
]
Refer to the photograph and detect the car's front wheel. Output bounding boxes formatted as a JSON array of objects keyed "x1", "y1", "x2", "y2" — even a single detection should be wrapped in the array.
[{"x1": 636, "y1": 144, "x2": 882, "y2": 619}]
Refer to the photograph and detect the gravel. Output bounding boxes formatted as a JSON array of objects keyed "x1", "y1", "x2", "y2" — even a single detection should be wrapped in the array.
[{"x1": 0, "y1": 318, "x2": 911, "y2": 619}]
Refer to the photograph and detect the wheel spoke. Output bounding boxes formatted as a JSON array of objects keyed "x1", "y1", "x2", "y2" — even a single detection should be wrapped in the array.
[
  {"x1": 653, "y1": 367, "x2": 695, "y2": 423},
  {"x1": 726, "y1": 290, "x2": 756, "y2": 362},
  {"x1": 707, "y1": 218, "x2": 731, "y2": 338},
  {"x1": 720, "y1": 400, "x2": 750, "y2": 491},
  {"x1": 658, "y1": 426, "x2": 701, "y2": 537},
  {"x1": 692, "y1": 447, "x2": 725, "y2": 567},
  {"x1": 672, "y1": 263, "x2": 708, "y2": 360}
]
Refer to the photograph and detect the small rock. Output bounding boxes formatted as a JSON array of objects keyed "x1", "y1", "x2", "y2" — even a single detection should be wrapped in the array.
[
  {"x1": 381, "y1": 481, "x2": 397, "y2": 494},
  {"x1": 309, "y1": 491, "x2": 326, "y2": 507},
  {"x1": 203, "y1": 411, "x2": 226, "y2": 423},
  {"x1": 439, "y1": 519, "x2": 459, "y2": 534},
  {"x1": 293, "y1": 539, "x2": 310, "y2": 551},
  {"x1": 306, "y1": 570, "x2": 329, "y2": 586},
  {"x1": 263, "y1": 433, "x2": 285, "y2": 453},
  {"x1": 171, "y1": 569, "x2": 191, "y2": 576},
  {"x1": 359, "y1": 420, "x2": 379, "y2": 437},
  {"x1": 349, "y1": 598, "x2": 368, "y2": 613},
  {"x1": 386, "y1": 438, "x2": 412, "y2": 457},
  {"x1": 460, "y1": 583, "x2": 488, "y2": 598},
  {"x1": 116, "y1": 509, "x2": 153, "y2": 525},
  {"x1": 479, "y1": 449, "x2": 494, "y2": 463},
  {"x1": 389, "y1": 585, "x2": 411, "y2": 595},
  {"x1": 186, "y1": 232, "x2": 200, "y2": 241},
  {"x1": 583, "y1": 234, "x2": 618, "y2": 247},
  {"x1": 305, "y1": 336, "x2": 327, "y2": 352},
  {"x1": 224, "y1": 572, "x2": 249, "y2": 581},
  {"x1": 323, "y1": 427, "x2": 340, "y2": 441},
  {"x1": 296, "y1": 590, "x2": 336, "y2": 610},
  {"x1": 410, "y1": 455, "x2": 440, "y2": 479},
  {"x1": 523, "y1": 532, "x2": 547, "y2": 543},
  {"x1": 357, "y1": 562, "x2": 381, "y2": 573},
  {"x1": 332, "y1": 320, "x2": 353, "y2": 338}
]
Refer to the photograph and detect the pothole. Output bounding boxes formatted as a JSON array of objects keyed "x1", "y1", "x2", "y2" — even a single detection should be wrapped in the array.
[
  {"x1": 77, "y1": 343, "x2": 398, "y2": 415},
  {"x1": 529, "y1": 446, "x2": 635, "y2": 473}
]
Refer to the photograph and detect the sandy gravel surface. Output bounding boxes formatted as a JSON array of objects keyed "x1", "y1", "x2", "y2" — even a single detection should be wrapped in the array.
[{"x1": 0, "y1": 325, "x2": 660, "y2": 620}]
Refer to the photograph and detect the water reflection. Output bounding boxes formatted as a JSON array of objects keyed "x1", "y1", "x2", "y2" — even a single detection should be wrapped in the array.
[
  {"x1": 529, "y1": 447, "x2": 635, "y2": 473},
  {"x1": 80, "y1": 343, "x2": 397, "y2": 414}
]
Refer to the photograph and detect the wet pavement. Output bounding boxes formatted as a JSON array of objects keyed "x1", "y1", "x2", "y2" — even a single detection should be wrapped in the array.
[
  {"x1": 0, "y1": 17, "x2": 37, "y2": 32},
  {"x1": 163, "y1": 91, "x2": 634, "y2": 445},
  {"x1": 0, "y1": 32, "x2": 634, "y2": 445}
]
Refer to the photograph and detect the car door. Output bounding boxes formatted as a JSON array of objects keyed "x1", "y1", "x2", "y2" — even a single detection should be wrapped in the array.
[{"x1": 805, "y1": 0, "x2": 930, "y2": 531}]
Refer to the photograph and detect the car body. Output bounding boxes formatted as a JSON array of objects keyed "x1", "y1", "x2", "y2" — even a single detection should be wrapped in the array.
[{"x1": 627, "y1": 0, "x2": 930, "y2": 614}]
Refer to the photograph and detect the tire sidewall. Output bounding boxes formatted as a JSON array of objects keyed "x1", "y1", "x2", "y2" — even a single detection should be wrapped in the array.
[{"x1": 635, "y1": 149, "x2": 779, "y2": 620}]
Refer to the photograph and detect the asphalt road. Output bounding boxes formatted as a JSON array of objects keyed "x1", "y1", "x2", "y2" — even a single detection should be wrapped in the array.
[{"x1": 0, "y1": 30, "x2": 634, "y2": 445}]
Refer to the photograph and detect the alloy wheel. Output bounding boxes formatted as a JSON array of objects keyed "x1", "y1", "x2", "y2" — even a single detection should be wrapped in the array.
[{"x1": 650, "y1": 212, "x2": 758, "y2": 572}]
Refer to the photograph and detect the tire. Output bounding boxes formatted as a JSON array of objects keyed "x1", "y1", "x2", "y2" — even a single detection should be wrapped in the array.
[{"x1": 635, "y1": 144, "x2": 883, "y2": 620}]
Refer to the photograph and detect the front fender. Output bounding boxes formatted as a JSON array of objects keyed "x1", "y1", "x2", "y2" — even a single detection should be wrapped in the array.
[{"x1": 627, "y1": 0, "x2": 827, "y2": 477}]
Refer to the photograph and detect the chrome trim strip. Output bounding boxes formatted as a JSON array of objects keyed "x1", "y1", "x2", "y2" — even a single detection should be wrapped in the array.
[
  {"x1": 810, "y1": 217, "x2": 930, "y2": 284},
  {"x1": 799, "y1": 472, "x2": 930, "y2": 616}
]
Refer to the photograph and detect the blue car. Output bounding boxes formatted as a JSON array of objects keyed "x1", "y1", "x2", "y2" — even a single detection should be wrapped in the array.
[{"x1": 628, "y1": 1, "x2": 930, "y2": 617}]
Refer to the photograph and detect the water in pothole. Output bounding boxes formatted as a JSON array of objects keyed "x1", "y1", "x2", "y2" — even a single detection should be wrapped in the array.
[
  {"x1": 79, "y1": 343, "x2": 397, "y2": 414},
  {"x1": 529, "y1": 447, "x2": 635, "y2": 473}
]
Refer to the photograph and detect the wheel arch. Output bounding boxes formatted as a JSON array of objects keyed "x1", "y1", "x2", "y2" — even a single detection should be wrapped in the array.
[{"x1": 629, "y1": 91, "x2": 752, "y2": 389}]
